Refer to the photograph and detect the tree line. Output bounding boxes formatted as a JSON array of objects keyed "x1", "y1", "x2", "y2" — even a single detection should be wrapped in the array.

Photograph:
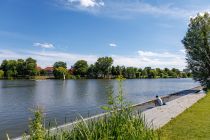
[{"x1": 0, "y1": 57, "x2": 191, "y2": 79}]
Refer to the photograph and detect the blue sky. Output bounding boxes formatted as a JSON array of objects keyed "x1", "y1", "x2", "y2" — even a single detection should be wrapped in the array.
[{"x1": 0, "y1": 0, "x2": 210, "y2": 69}]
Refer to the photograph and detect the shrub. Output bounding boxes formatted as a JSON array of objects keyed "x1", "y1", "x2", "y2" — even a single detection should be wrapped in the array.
[{"x1": 29, "y1": 107, "x2": 46, "y2": 140}]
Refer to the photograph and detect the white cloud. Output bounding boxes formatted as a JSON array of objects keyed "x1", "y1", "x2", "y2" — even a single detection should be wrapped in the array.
[
  {"x1": 0, "y1": 49, "x2": 187, "y2": 70},
  {"x1": 80, "y1": 0, "x2": 104, "y2": 8},
  {"x1": 138, "y1": 50, "x2": 179, "y2": 58},
  {"x1": 60, "y1": 0, "x2": 104, "y2": 9},
  {"x1": 112, "y1": 50, "x2": 186, "y2": 69},
  {"x1": 33, "y1": 43, "x2": 54, "y2": 49},
  {"x1": 109, "y1": 43, "x2": 117, "y2": 47},
  {"x1": 57, "y1": 0, "x2": 210, "y2": 18}
]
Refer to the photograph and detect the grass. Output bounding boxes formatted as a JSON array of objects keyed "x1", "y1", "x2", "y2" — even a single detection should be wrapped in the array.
[{"x1": 160, "y1": 91, "x2": 210, "y2": 140}]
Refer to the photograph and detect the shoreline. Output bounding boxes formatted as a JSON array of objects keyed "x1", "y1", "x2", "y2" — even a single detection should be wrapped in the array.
[
  {"x1": 13, "y1": 86, "x2": 203, "y2": 140},
  {"x1": 0, "y1": 77, "x2": 194, "y2": 81}
]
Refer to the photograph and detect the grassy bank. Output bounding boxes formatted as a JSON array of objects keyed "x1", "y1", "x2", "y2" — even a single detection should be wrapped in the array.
[{"x1": 160, "y1": 91, "x2": 209, "y2": 140}]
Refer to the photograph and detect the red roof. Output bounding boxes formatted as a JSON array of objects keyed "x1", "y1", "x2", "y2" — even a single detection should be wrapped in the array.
[
  {"x1": 36, "y1": 66, "x2": 42, "y2": 71},
  {"x1": 44, "y1": 67, "x2": 53, "y2": 71}
]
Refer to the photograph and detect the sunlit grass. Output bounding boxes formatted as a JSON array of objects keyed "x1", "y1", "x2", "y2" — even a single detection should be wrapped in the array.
[{"x1": 160, "y1": 91, "x2": 209, "y2": 140}]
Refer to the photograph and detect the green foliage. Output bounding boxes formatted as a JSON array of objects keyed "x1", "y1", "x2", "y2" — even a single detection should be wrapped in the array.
[
  {"x1": 40, "y1": 70, "x2": 47, "y2": 76},
  {"x1": 17, "y1": 59, "x2": 25, "y2": 76},
  {"x1": 87, "y1": 64, "x2": 97, "y2": 78},
  {"x1": 0, "y1": 70, "x2": 4, "y2": 79},
  {"x1": 0, "y1": 56, "x2": 191, "y2": 79},
  {"x1": 29, "y1": 107, "x2": 45, "y2": 140},
  {"x1": 182, "y1": 12, "x2": 210, "y2": 88},
  {"x1": 53, "y1": 67, "x2": 68, "y2": 79},
  {"x1": 53, "y1": 61, "x2": 67, "y2": 69},
  {"x1": 0, "y1": 58, "x2": 37, "y2": 79},
  {"x1": 25, "y1": 58, "x2": 37, "y2": 76},
  {"x1": 73, "y1": 60, "x2": 88, "y2": 77},
  {"x1": 95, "y1": 57, "x2": 113, "y2": 78}
]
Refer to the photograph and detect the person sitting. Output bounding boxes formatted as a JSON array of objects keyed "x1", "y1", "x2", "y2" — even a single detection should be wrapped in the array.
[{"x1": 155, "y1": 95, "x2": 166, "y2": 106}]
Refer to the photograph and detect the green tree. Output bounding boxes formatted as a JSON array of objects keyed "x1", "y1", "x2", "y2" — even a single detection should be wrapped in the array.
[
  {"x1": 126, "y1": 67, "x2": 136, "y2": 79},
  {"x1": 4, "y1": 60, "x2": 18, "y2": 78},
  {"x1": 172, "y1": 68, "x2": 181, "y2": 78},
  {"x1": 182, "y1": 12, "x2": 210, "y2": 88},
  {"x1": 73, "y1": 60, "x2": 88, "y2": 77},
  {"x1": 0, "y1": 70, "x2": 4, "y2": 79},
  {"x1": 116, "y1": 65, "x2": 122, "y2": 76},
  {"x1": 111, "y1": 66, "x2": 117, "y2": 77},
  {"x1": 0, "y1": 60, "x2": 8, "y2": 75},
  {"x1": 168, "y1": 70, "x2": 177, "y2": 78},
  {"x1": 25, "y1": 58, "x2": 37, "y2": 76},
  {"x1": 17, "y1": 59, "x2": 25, "y2": 76},
  {"x1": 53, "y1": 67, "x2": 68, "y2": 79},
  {"x1": 149, "y1": 69, "x2": 157, "y2": 78},
  {"x1": 53, "y1": 61, "x2": 67, "y2": 69},
  {"x1": 87, "y1": 64, "x2": 97, "y2": 78},
  {"x1": 121, "y1": 66, "x2": 127, "y2": 78},
  {"x1": 95, "y1": 57, "x2": 113, "y2": 78},
  {"x1": 181, "y1": 73, "x2": 188, "y2": 78},
  {"x1": 40, "y1": 70, "x2": 47, "y2": 76},
  {"x1": 155, "y1": 68, "x2": 162, "y2": 78}
]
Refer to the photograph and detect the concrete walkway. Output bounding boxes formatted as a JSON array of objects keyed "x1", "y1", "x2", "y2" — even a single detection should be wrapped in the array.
[{"x1": 142, "y1": 92, "x2": 206, "y2": 129}]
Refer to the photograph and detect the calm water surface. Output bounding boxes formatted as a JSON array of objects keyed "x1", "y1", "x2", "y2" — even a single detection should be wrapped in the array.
[{"x1": 0, "y1": 79, "x2": 199, "y2": 139}]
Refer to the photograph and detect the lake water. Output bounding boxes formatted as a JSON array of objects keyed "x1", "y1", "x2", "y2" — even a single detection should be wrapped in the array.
[{"x1": 0, "y1": 79, "x2": 199, "y2": 139}]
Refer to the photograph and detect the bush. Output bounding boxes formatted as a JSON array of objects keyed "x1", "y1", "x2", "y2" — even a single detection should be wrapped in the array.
[{"x1": 29, "y1": 108, "x2": 46, "y2": 140}]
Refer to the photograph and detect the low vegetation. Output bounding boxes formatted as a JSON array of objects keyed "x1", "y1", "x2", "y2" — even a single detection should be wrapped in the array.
[{"x1": 25, "y1": 78, "x2": 159, "y2": 140}]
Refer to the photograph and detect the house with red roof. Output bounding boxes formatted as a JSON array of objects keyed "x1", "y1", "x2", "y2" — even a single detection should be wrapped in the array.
[{"x1": 44, "y1": 67, "x2": 54, "y2": 76}]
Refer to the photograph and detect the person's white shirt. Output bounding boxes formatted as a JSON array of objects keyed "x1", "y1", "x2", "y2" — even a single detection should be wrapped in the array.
[{"x1": 157, "y1": 97, "x2": 163, "y2": 106}]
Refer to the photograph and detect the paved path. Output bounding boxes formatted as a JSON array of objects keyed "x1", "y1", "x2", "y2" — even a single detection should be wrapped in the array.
[{"x1": 142, "y1": 92, "x2": 206, "y2": 129}]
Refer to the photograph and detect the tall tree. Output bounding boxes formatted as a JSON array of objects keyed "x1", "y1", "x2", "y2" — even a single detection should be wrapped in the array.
[
  {"x1": 87, "y1": 64, "x2": 97, "y2": 78},
  {"x1": 17, "y1": 59, "x2": 25, "y2": 76},
  {"x1": 53, "y1": 67, "x2": 68, "y2": 79},
  {"x1": 2, "y1": 60, "x2": 17, "y2": 78},
  {"x1": 73, "y1": 60, "x2": 88, "y2": 77},
  {"x1": 53, "y1": 61, "x2": 67, "y2": 69},
  {"x1": 95, "y1": 57, "x2": 113, "y2": 78},
  {"x1": 182, "y1": 12, "x2": 210, "y2": 88},
  {"x1": 0, "y1": 60, "x2": 8, "y2": 77},
  {"x1": 53, "y1": 61, "x2": 67, "y2": 79},
  {"x1": 25, "y1": 57, "x2": 37, "y2": 76}
]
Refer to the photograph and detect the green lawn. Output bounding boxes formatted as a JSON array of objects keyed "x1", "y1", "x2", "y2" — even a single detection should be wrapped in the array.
[{"x1": 160, "y1": 92, "x2": 210, "y2": 140}]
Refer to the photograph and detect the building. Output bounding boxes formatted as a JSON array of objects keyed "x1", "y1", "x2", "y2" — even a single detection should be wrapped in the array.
[{"x1": 44, "y1": 67, "x2": 54, "y2": 76}]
